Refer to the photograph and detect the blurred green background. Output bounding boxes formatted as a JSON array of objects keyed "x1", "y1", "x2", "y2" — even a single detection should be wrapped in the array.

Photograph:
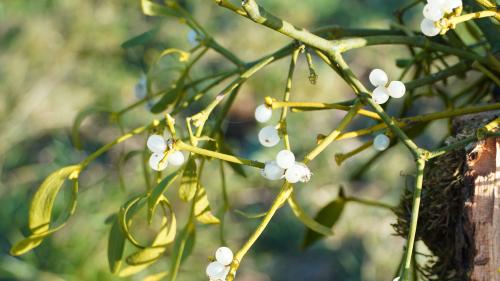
[{"x1": 0, "y1": 1, "x2": 437, "y2": 280}]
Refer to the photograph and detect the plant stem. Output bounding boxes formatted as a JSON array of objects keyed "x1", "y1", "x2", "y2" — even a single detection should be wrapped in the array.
[
  {"x1": 271, "y1": 100, "x2": 381, "y2": 120},
  {"x1": 227, "y1": 183, "x2": 293, "y2": 281},
  {"x1": 344, "y1": 196, "x2": 395, "y2": 211},
  {"x1": 176, "y1": 141, "x2": 264, "y2": 168},
  {"x1": 400, "y1": 158, "x2": 426, "y2": 281}
]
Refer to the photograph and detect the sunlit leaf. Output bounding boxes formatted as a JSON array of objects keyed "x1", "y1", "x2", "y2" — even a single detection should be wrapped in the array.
[
  {"x1": 108, "y1": 215, "x2": 125, "y2": 274},
  {"x1": 302, "y1": 193, "x2": 346, "y2": 249},
  {"x1": 141, "y1": 0, "x2": 177, "y2": 17},
  {"x1": 288, "y1": 194, "x2": 333, "y2": 237},
  {"x1": 121, "y1": 27, "x2": 159, "y2": 49},
  {"x1": 194, "y1": 186, "x2": 220, "y2": 225},
  {"x1": 142, "y1": 272, "x2": 169, "y2": 281},
  {"x1": 178, "y1": 157, "x2": 197, "y2": 201},
  {"x1": 10, "y1": 165, "x2": 81, "y2": 256}
]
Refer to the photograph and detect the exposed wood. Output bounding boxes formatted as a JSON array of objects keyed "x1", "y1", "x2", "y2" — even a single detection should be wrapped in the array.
[{"x1": 464, "y1": 136, "x2": 500, "y2": 281}]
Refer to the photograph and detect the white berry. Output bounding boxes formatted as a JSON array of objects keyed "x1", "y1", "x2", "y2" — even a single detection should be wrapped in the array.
[
  {"x1": 392, "y1": 277, "x2": 400, "y2": 281},
  {"x1": 187, "y1": 30, "x2": 198, "y2": 46},
  {"x1": 167, "y1": 150, "x2": 185, "y2": 166},
  {"x1": 369, "y1": 69, "x2": 388, "y2": 87},
  {"x1": 206, "y1": 261, "x2": 225, "y2": 278},
  {"x1": 372, "y1": 86, "x2": 390, "y2": 104},
  {"x1": 285, "y1": 162, "x2": 311, "y2": 183},
  {"x1": 373, "y1": 134, "x2": 390, "y2": 151},
  {"x1": 428, "y1": 0, "x2": 445, "y2": 7},
  {"x1": 258, "y1": 126, "x2": 280, "y2": 147},
  {"x1": 276, "y1": 150, "x2": 295, "y2": 169},
  {"x1": 215, "y1": 247, "x2": 233, "y2": 266},
  {"x1": 387, "y1": 81, "x2": 406, "y2": 98},
  {"x1": 149, "y1": 153, "x2": 168, "y2": 171},
  {"x1": 262, "y1": 161, "x2": 285, "y2": 180},
  {"x1": 423, "y1": 3, "x2": 444, "y2": 21},
  {"x1": 147, "y1": 135, "x2": 167, "y2": 154},
  {"x1": 420, "y1": 18, "x2": 440, "y2": 37},
  {"x1": 134, "y1": 77, "x2": 147, "y2": 99},
  {"x1": 441, "y1": 0, "x2": 462, "y2": 13},
  {"x1": 254, "y1": 104, "x2": 273, "y2": 123}
]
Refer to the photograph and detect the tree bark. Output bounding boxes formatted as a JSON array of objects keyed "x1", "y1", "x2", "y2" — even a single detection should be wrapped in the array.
[{"x1": 464, "y1": 136, "x2": 500, "y2": 281}]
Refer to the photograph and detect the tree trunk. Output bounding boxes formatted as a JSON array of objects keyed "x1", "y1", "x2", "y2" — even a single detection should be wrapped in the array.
[{"x1": 464, "y1": 136, "x2": 500, "y2": 281}]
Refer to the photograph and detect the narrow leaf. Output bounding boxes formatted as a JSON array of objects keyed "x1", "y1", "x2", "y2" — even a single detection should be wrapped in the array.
[
  {"x1": 108, "y1": 215, "x2": 126, "y2": 274},
  {"x1": 121, "y1": 28, "x2": 159, "y2": 49},
  {"x1": 288, "y1": 194, "x2": 333, "y2": 237},
  {"x1": 194, "y1": 186, "x2": 220, "y2": 225},
  {"x1": 148, "y1": 173, "x2": 178, "y2": 222},
  {"x1": 178, "y1": 157, "x2": 197, "y2": 201},
  {"x1": 168, "y1": 222, "x2": 196, "y2": 281},
  {"x1": 10, "y1": 165, "x2": 81, "y2": 256},
  {"x1": 302, "y1": 197, "x2": 346, "y2": 249}
]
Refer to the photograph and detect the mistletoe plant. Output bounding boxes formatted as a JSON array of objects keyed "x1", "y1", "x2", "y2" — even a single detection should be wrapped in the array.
[{"x1": 10, "y1": 0, "x2": 500, "y2": 281}]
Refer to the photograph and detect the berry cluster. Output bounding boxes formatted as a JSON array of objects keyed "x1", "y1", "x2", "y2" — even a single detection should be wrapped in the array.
[
  {"x1": 261, "y1": 150, "x2": 312, "y2": 183},
  {"x1": 147, "y1": 134, "x2": 185, "y2": 171},
  {"x1": 254, "y1": 105, "x2": 312, "y2": 183},
  {"x1": 206, "y1": 247, "x2": 234, "y2": 281},
  {"x1": 369, "y1": 69, "x2": 406, "y2": 105},
  {"x1": 420, "y1": 0, "x2": 463, "y2": 37}
]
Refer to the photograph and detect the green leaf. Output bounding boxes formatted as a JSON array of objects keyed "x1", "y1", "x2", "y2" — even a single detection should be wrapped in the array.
[
  {"x1": 121, "y1": 28, "x2": 159, "y2": 49},
  {"x1": 288, "y1": 194, "x2": 333, "y2": 237},
  {"x1": 178, "y1": 157, "x2": 197, "y2": 201},
  {"x1": 148, "y1": 173, "x2": 178, "y2": 222},
  {"x1": 141, "y1": 0, "x2": 177, "y2": 17},
  {"x1": 194, "y1": 186, "x2": 220, "y2": 225},
  {"x1": 10, "y1": 165, "x2": 81, "y2": 256},
  {"x1": 126, "y1": 198, "x2": 176, "y2": 265},
  {"x1": 108, "y1": 215, "x2": 125, "y2": 274},
  {"x1": 142, "y1": 272, "x2": 169, "y2": 281},
  {"x1": 302, "y1": 196, "x2": 346, "y2": 249},
  {"x1": 168, "y1": 222, "x2": 196, "y2": 281},
  {"x1": 150, "y1": 84, "x2": 183, "y2": 113},
  {"x1": 219, "y1": 142, "x2": 247, "y2": 178},
  {"x1": 71, "y1": 107, "x2": 110, "y2": 150}
]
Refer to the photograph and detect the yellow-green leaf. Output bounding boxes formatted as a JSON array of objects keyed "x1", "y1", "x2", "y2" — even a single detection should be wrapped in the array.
[
  {"x1": 194, "y1": 186, "x2": 220, "y2": 225},
  {"x1": 178, "y1": 157, "x2": 197, "y2": 201},
  {"x1": 142, "y1": 272, "x2": 169, "y2": 281},
  {"x1": 10, "y1": 165, "x2": 81, "y2": 256},
  {"x1": 288, "y1": 194, "x2": 333, "y2": 237},
  {"x1": 108, "y1": 215, "x2": 125, "y2": 274},
  {"x1": 141, "y1": 0, "x2": 177, "y2": 17}
]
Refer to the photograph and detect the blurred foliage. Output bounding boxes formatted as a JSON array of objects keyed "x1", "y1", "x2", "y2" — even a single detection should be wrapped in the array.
[{"x1": 0, "y1": 0, "x2": 460, "y2": 280}]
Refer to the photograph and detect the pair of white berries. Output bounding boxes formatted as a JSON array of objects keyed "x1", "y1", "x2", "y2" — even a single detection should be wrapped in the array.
[
  {"x1": 254, "y1": 105, "x2": 281, "y2": 147},
  {"x1": 147, "y1": 134, "x2": 185, "y2": 171},
  {"x1": 261, "y1": 150, "x2": 312, "y2": 184},
  {"x1": 369, "y1": 69, "x2": 406, "y2": 105},
  {"x1": 420, "y1": 0, "x2": 463, "y2": 36},
  {"x1": 373, "y1": 134, "x2": 391, "y2": 151},
  {"x1": 206, "y1": 247, "x2": 234, "y2": 281}
]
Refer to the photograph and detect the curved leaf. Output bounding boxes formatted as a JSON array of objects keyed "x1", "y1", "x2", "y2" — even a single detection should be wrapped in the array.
[
  {"x1": 194, "y1": 186, "x2": 220, "y2": 225},
  {"x1": 10, "y1": 165, "x2": 81, "y2": 256},
  {"x1": 141, "y1": 0, "x2": 177, "y2": 17},
  {"x1": 302, "y1": 196, "x2": 346, "y2": 249}
]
